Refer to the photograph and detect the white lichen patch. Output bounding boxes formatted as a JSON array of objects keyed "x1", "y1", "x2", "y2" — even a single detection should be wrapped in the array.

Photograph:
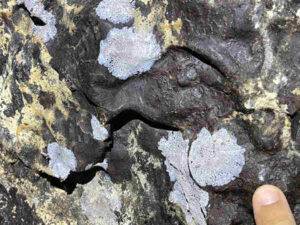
[
  {"x1": 81, "y1": 172, "x2": 122, "y2": 225},
  {"x1": 91, "y1": 115, "x2": 109, "y2": 141},
  {"x1": 189, "y1": 128, "x2": 245, "y2": 187},
  {"x1": 47, "y1": 142, "x2": 77, "y2": 180},
  {"x1": 158, "y1": 131, "x2": 209, "y2": 225},
  {"x1": 169, "y1": 178, "x2": 209, "y2": 225},
  {"x1": 17, "y1": 0, "x2": 57, "y2": 42},
  {"x1": 96, "y1": 0, "x2": 135, "y2": 24},
  {"x1": 158, "y1": 132, "x2": 189, "y2": 181},
  {"x1": 98, "y1": 27, "x2": 161, "y2": 80}
]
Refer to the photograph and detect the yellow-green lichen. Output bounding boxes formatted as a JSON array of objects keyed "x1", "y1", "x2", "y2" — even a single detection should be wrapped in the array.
[
  {"x1": 0, "y1": 7, "x2": 81, "y2": 176},
  {"x1": 134, "y1": 0, "x2": 183, "y2": 50},
  {"x1": 57, "y1": 0, "x2": 84, "y2": 34},
  {"x1": 0, "y1": 152, "x2": 85, "y2": 225}
]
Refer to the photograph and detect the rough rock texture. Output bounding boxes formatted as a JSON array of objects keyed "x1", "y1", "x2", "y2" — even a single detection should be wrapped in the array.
[{"x1": 0, "y1": 0, "x2": 299, "y2": 224}]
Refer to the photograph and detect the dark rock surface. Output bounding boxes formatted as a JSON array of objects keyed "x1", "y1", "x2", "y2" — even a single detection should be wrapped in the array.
[
  {"x1": 0, "y1": 0, "x2": 299, "y2": 224},
  {"x1": 0, "y1": 183, "x2": 43, "y2": 225}
]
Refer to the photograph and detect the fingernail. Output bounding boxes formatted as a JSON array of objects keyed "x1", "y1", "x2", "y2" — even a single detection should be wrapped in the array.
[{"x1": 256, "y1": 187, "x2": 280, "y2": 206}]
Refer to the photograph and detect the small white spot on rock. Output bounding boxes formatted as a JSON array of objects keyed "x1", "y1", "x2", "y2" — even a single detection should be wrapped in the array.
[
  {"x1": 17, "y1": 0, "x2": 57, "y2": 42},
  {"x1": 98, "y1": 27, "x2": 162, "y2": 80},
  {"x1": 158, "y1": 131, "x2": 209, "y2": 225},
  {"x1": 189, "y1": 128, "x2": 245, "y2": 187},
  {"x1": 96, "y1": 0, "x2": 135, "y2": 24},
  {"x1": 85, "y1": 159, "x2": 109, "y2": 171},
  {"x1": 91, "y1": 115, "x2": 109, "y2": 141},
  {"x1": 258, "y1": 165, "x2": 267, "y2": 182},
  {"x1": 85, "y1": 163, "x2": 94, "y2": 171},
  {"x1": 47, "y1": 142, "x2": 77, "y2": 180},
  {"x1": 297, "y1": 9, "x2": 300, "y2": 18},
  {"x1": 96, "y1": 158, "x2": 109, "y2": 170}
]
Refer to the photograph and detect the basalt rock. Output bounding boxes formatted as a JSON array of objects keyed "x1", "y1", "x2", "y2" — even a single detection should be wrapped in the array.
[{"x1": 0, "y1": 0, "x2": 299, "y2": 224}]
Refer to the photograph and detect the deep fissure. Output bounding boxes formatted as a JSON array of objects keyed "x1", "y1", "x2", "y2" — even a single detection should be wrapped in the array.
[
  {"x1": 109, "y1": 109, "x2": 179, "y2": 132},
  {"x1": 169, "y1": 46, "x2": 228, "y2": 80},
  {"x1": 35, "y1": 107, "x2": 179, "y2": 194},
  {"x1": 38, "y1": 166, "x2": 104, "y2": 194}
]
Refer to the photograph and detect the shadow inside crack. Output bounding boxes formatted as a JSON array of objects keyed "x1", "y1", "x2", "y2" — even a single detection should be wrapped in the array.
[
  {"x1": 38, "y1": 166, "x2": 105, "y2": 194},
  {"x1": 16, "y1": 4, "x2": 46, "y2": 26},
  {"x1": 109, "y1": 109, "x2": 179, "y2": 132}
]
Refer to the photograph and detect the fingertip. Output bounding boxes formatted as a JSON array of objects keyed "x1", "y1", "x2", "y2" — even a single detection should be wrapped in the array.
[
  {"x1": 252, "y1": 185, "x2": 296, "y2": 225},
  {"x1": 252, "y1": 185, "x2": 282, "y2": 207}
]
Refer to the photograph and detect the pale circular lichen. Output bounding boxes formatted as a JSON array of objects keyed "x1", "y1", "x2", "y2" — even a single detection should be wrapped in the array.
[
  {"x1": 96, "y1": 0, "x2": 135, "y2": 24},
  {"x1": 91, "y1": 115, "x2": 109, "y2": 141},
  {"x1": 189, "y1": 128, "x2": 245, "y2": 187},
  {"x1": 47, "y1": 142, "x2": 77, "y2": 180},
  {"x1": 98, "y1": 27, "x2": 161, "y2": 80}
]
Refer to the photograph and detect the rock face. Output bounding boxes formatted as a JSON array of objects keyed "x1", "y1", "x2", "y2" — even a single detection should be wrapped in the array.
[{"x1": 0, "y1": 0, "x2": 299, "y2": 224}]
